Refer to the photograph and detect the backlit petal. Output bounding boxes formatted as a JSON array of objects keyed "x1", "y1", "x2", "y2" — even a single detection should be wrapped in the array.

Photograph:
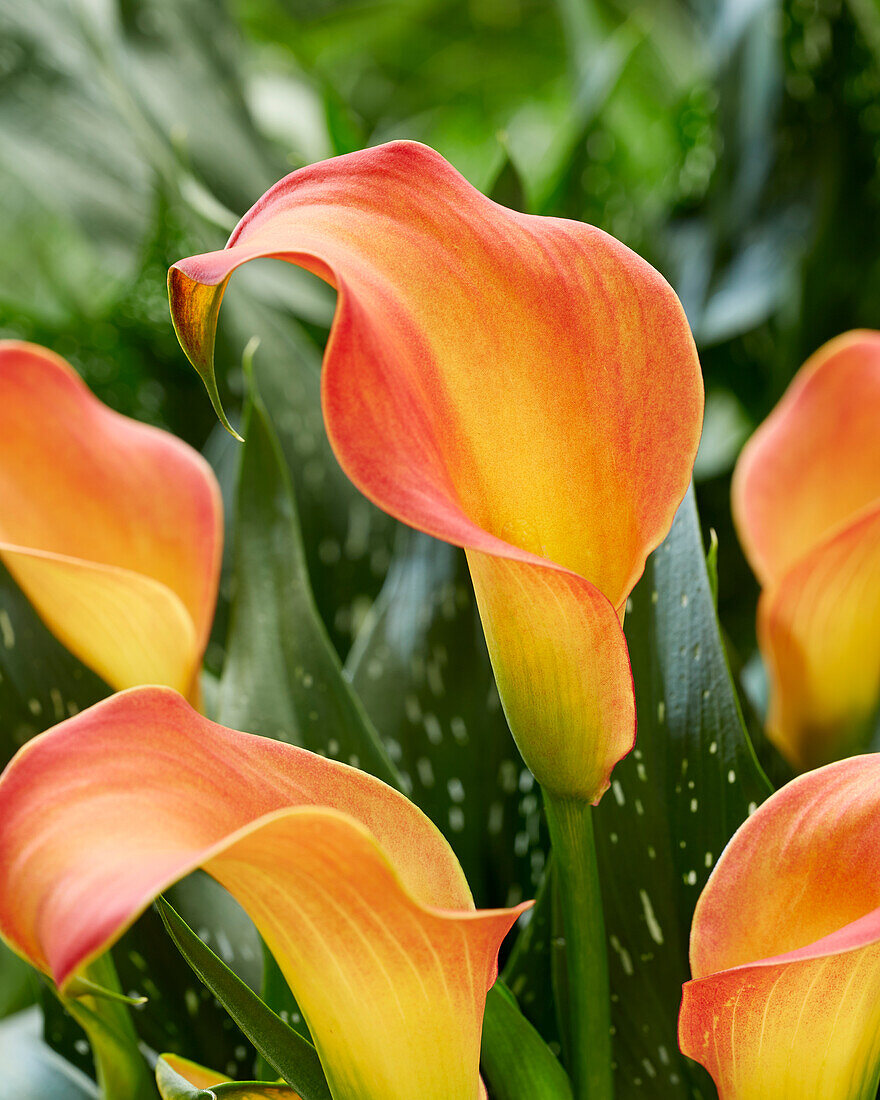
[{"x1": 0, "y1": 687, "x2": 526, "y2": 1100}]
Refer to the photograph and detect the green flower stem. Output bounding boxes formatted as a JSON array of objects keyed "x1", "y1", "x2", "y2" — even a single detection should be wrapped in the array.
[
  {"x1": 62, "y1": 953, "x2": 156, "y2": 1100},
  {"x1": 544, "y1": 794, "x2": 613, "y2": 1100}
]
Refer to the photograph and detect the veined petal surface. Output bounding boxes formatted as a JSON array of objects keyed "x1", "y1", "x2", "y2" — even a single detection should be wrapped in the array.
[
  {"x1": 680, "y1": 755, "x2": 880, "y2": 1099},
  {"x1": 0, "y1": 687, "x2": 526, "y2": 1100},
  {"x1": 732, "y1": 331, "x2": 880, "y2": 767},
  {"x1": 169, "y1": 140, "x2": 702, "y2": 800},
  {"x1": 0, "y1": 342, "x2": 222, "y2": 697}
]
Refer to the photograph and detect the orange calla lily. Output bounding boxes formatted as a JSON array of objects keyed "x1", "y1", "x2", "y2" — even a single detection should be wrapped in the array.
[
  {"x1": 0, "y1": 686, "x2": 527, "y2": 1100},
  {"x1": 732, "y1": 330, "x2": 880, "y2": 770},
  {"x1": 0, "y1": 341, "x2": 222, "y2": 702},
  {"x1": 168, "y1": 139, "x2": 703, "y2": 803},
  {"x1": 679, "y1": 754, "x2": 880, "y2": 1099}
]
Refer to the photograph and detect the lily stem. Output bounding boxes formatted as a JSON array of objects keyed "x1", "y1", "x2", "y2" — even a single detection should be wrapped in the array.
[
  {"x1": 544, "y1": 793, "x2": 613, "y2": 1100},
  {"x1": 62, "y1": 953, "x2": 157, "y2": 1100}
]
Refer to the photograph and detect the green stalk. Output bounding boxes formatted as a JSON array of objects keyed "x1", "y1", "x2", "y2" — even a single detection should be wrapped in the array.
[
  {"x1": 62, "y1": 953, "x2": 156, "y2": 1100},
  {"x1": 544, "y1": 794, "x2": 613, "y2": 1100}
]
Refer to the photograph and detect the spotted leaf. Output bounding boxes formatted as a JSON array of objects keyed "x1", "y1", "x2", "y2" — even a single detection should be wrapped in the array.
[{"x1": 592, "y1": 486, "x2": 771, "y2": 1096}]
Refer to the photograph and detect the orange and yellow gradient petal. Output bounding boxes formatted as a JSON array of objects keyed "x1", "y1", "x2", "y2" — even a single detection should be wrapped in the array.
[
  {"x1": 732, "y1": 331, "x2": 880, "y2": 768},
  {"x1": 168, "y1": 140, "x2": 703, "y2": 801},
  {"x1": 679, "y1": 755, "x2": 880, "y2": 1099},
  {"x1": 0, "y1": 687, "x2": 527, "y2": 1100},
  {"x1": 0, "y1": 342, "x2": 222, "y2": 700}
]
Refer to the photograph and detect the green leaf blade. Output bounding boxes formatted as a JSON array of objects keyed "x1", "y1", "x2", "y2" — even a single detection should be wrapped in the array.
[
  {"x1": 218, "y1": 386, "x2": 398, "y2": 788},
  {"x1": 156, "y1": 898, "x2": 331, "y2": 1100},
  {"x1": 593, "y1": 485, "x2": 771, "y2": 1097},
  {"x1": 481, "y1": 982, "x2": 573, "y2": 1100}
]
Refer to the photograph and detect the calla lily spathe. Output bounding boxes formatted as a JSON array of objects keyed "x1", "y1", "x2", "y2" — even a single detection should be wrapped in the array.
[
  {"x1": 0, "y1": 687, "x2": 526, "y2": 1100},
  {"x1": 168, "y1": 140, "x2": 703, "y2": 803},
  {"x1": 732, "y1": 331, "x2": 880, "y2": 769},
  {"x1": 679, "y1": 755, "x2": 880, "y2": 1099},
  {"x1": 0, "y1": 341, "x2": 222, "y2": 701}
]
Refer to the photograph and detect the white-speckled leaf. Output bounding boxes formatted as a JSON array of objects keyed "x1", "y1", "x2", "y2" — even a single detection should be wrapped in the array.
[
  {"x1": 593, "y1": 485, "x2": 771, "y2": 1098},
  {"x1": 217, "y1": 386, "x2": 398, "y2": 785}
]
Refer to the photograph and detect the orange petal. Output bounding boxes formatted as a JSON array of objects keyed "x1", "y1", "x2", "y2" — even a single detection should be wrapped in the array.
[
  {"x1": 0, "y1": 342, "x2": 222, "y2": 697},
  {"x1": 733, "y1": 330, "x2": 880, "y2": 588},
  {"x1": 169, "y1": 141, "x2": 702, "y2": 799},
  {"x1": 680, "y1": 755, "x2": 880, "y2": 1098},
  {"x1": 0, "y1": 687, "x2": 526, "y2": 1100}
]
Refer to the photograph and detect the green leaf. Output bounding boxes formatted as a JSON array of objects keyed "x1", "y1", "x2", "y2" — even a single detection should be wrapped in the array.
[
  {"x1": 217, "y1": 382, "x2": 398, "y2": 786},
  {"x1": 500, "y1": 866, "x2": 559, "y2": 1050},
  {"x1": 346, "y1": 532, "x2": 544, "y2": 909},
  {"x1": 111, "y1": 875, "x2": 263, "y2": 1077},
  {"x1": 156, "y1": 899, "x2": 331, "y2": 1100},
  {"x1": 0, "y1": 1007, "x2": 98, "y2": 1099},
  {"x1": 251, "y1": 943, "x2": 311, "y2": 1080},
  {"x1": 481, "y1": 982, "x2": 572, "y2": 1100},
  {"x1": 593, "y1": 485, "x2": 771, "y2": 1098}
]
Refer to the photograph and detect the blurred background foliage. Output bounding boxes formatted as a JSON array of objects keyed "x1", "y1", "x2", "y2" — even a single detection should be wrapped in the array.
[{"x1": 2, "y1": 0, "x2": 879, "y2": 671}]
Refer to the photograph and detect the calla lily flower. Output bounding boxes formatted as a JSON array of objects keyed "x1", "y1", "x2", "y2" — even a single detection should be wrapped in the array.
[
  {"x1": 0, "y1": 686, "x2": 527, "y2": 1100},
  {"x1": 732, "y1": 330, "x2": 880, "y2": 770},
  {"x1": 168, "y1": 140, "x2": 703, "y2": 803},
  {"x1": 679, "y1": 754, "x2": 880, "y2": 1099},
  {"x1": 0, "y1": 341, "x2": 222, "y2": 701}
]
